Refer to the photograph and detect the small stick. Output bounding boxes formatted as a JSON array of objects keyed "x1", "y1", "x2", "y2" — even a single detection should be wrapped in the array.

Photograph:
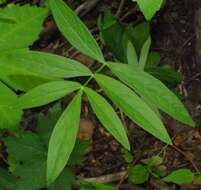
[
  {"x1": 172, "y1": 145, "x2": 200, "y2": 174},
  {"x1": 79, "y1": 171, "x2": 127, "y2": 184},
  {"x1": 116, "y1": 0, "x2": 127, "y2": 18}
]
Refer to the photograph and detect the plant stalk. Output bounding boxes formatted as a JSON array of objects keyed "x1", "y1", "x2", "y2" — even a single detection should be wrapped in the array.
[{"x1": 83, "y1": 62, "x2": 107, "y2": 86}]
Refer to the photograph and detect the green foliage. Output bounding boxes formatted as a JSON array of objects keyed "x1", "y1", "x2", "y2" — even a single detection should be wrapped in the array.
[
  {"x1": 138, "y1": 37, "x2": 151, "y2": 70},
  {"x1": 47, "y1": 92, "x2": 82, "y2": 184},
  {"x1": 0, "y1": 82, "x2": 22, "y2": 130},
  {"x1": 80, "y1": 181, "x2": 117, "y2": 190},
  {"x1": 128, "y1": 164, "x2": 150, "y2": 184},
  {"x1": 4, "y1": 131, "x2": 49, "y2": 190},
  {"x1": 126, "y1": 41, "x2": 138, "y2": 68},
  {"x1": 121, "y1": 148, "x2": 134, "y2": 164},
  {"x1": 98, "y1": 9, "x2": 124, "y2": 61},
  {"x1": 0, "y1": 0, "x2": 195, "y2": 186},
  {"x1": 19, "y1": 81, "x2": 81, "y2": 108},
  {"x1": 94, "y1": 74, "x2": 171, "y2": 144},
  {"x1": 0, "y1": 0, "x2": 6, "y2": 5},
  {"x1": 162, "y1": 169, "x2": 195, "y2": 185},
  {"x1": 0, "y1": 168, "x2": 16, "y2": 190},
  {"x1": 0, "y1": 4, "x2": 48, "y2": 52},
  {"x1": 108, "y1": 63, "x2": 194, "y2": 127},
  {"x1": 2, "y1": 104, "x2": 89, "y2": 190},
  {"x1": 84, "y1": 87, "x2": 130, "y2": 150},
  {"x1": 142, "y1": 155, "x2": 163, "y2": 167},
  {"x1": 0, "y1": 4, "x2": 50, "y2": 102},
  {"x1": 127, "y1": 155, "x2": 164, "y2": 184},
  {"x1": 132, "y1": 0, "x2": 163, "y2": 20},
  {"x1": 49, "y1": 0, "x2": 104, "y2": 63},
  {"x1": 126, "y1": 154, "x2": 200, "y2": 186},
  {"x1": 0, "y1": 50, "x2": 91, "y2": 91},
  {"x1": 99, "y1": 12, "x2": 182, "y2": 87}
]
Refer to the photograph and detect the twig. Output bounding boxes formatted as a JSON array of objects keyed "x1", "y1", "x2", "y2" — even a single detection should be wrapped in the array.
[
  {"x1": 77, "y1": 171, "x2": 145, "y2": 190},
  {"x1": 75, "y1": 0, "x2": 101, "y2": 17},
  {"x1": 172, "y1": 145, "x2": 200, "y2": 174},
  {"x1": 116, "y1": 0, "x2": 126, "y2": 17},
  {"x1": 79, "y1": 171, "x2": 127, "y2": 184}
]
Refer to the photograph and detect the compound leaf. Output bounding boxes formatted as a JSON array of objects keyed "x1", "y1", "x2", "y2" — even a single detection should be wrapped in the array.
[
  {"x1": 49, "y1": 0, "x2": 104, "y2": 62},
  {"x1": 108, "y1": 63, "x2": 195, "y2": 127},
  {"x1": 84, "y1": 87, "x2": 130, "y2": 150},
  {"x1": 19, "y1": 81, "x2": 81, "y2": 109},
  {"x1": 95, "y1": 74, "x2": 171, "y2": 144},
  {"x1": 47, "y1": 91, "x2": 82, "y2": 184}
]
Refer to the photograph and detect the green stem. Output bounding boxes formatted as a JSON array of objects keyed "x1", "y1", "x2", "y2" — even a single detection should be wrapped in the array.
[{"x1": 83, "y1": 62, "x2": 107, "y2": 86}]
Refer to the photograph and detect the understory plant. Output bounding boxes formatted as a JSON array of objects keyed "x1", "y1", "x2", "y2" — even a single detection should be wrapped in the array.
[{"x1": 0, "y1": 0, "x2": 195, "y2": 186}]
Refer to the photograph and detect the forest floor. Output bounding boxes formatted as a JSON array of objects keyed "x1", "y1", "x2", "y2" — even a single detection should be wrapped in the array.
[{"x1": 2, "y1": 0, "x2": 201, "y2": 189}]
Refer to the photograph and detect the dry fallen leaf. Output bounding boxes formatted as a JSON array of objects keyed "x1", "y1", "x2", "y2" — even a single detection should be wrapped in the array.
[{"x1": 78, "y1": 118, "x2": 94, "y2": 140}]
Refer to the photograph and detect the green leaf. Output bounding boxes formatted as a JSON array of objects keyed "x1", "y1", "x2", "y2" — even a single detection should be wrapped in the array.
[
  {"x1": 37, "y1": 103, "x2": 62, "y2": 147},
  {"x1": 128, "y1": 164, "x2": 150, "y2": 184},
  {"x1": 0, "y1": 73, "x2": 56, "y2": 92},
  {"x1": 147, "y1": 65, "x2": 182, "y2": 87},
  {"x1": 0, "y1": 4, "x2": 48, "y2": 52},
  {"x1": 49, "y1": 169, "x2": 75, "y2": 190},
  {"x1": 162, "y1": 169, "x2": 194, "y2": 185},
  {"x1": 132, "y1": 0, "x2": 163, "y2": 20},
  {"x1": 4, "y1": 132, "x2": 46, "y2": 163},
  {"x1": 139, "y1": 36, "x2": 151, "y2": 70},
  {"x1": 4, "y1": 132, "x2": 47, "y2": 190},
  {"x1": 121, "y1": 148, "x2": 133, "y2": 163},
  {"x1": 145, "y1": 52, "x2": 161, "y2": 68},
  {"x1": 145, "y1": 52, "x2": 182, "y2": 87},
  {"x1": 49, "y1": 0, "x2": 104, "y2": 63},
  {"x1": 127, "y1": 41, "x2": 138, "y2": 68},
  {"x1": 124, "y1": 22, "x2": 150, "y2": 55},
  {"x1": 84, "y1": 87, "x2": 130, "y2": 150},
  {"x1": 95, "y1": 74, "x2": 171, "y2": 144},
  {"x1": 4, "y1": 125, "x2": 78, "y2": 190},
  {"x1": 47, "y1": 91, "x2": 82, "y2": 184},
  {"x1": 0, "y1": 50, "x2": 92, "y2": 79},
  {"x1": 0, "y1": 12, "x2": 16, "y2": 23},
  {"x1": 0, "y1": 0, "x2": 6, "y2": 5},
  {"x1": 142, "y1": 155, "x2": 163, "y2": 167},
  {"x1": 19, "y1": 81, "x2": 81, "y2": 109},
  {"x1": 0, "y1": 168, "x2": 16, "y2": 190},
  {"x1": 36, "y1": 103, "x2": 90, "y2": 165},
  {"x1": 80, "y1": 181, "x2": 117, "y2": 190},
  {"x1": 108, "y1": 63, "x2": 195, "y2": 127},
  {"x1": 0, "y1": 82, "x2": 22, "y2": 130},
  {"x1": 68, "y1": 140, "x2": 91, "y2": 166},
  {"x1": 98, "y1": 9, "x2": 124, "y2": 62},
  {"x1": 14, "y1": 160, "x2": 46, "y2": 190}
]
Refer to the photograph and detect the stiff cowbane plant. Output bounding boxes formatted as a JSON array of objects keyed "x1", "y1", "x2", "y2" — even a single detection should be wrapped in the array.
[{"x1": 0, "y1": 0, "x2": 195, "y2": 186}]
